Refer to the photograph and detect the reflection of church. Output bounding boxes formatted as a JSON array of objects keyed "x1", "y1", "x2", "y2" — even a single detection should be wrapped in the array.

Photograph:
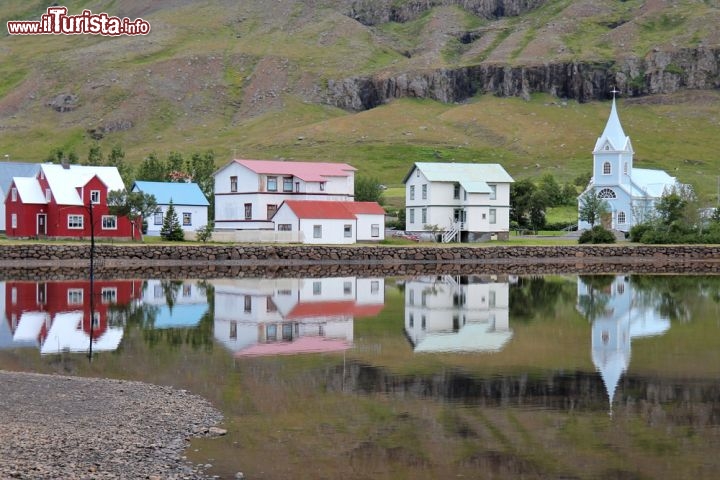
[
  {"x1": 577, "y1": 276, "x2": 670, "y2": 407},
  {"x1": 404, "y1": 275, "x2": 511, "y2": 353},
  {"x1": 0, "y1": 279, "x2": 142, "y2": 354},
  {"x1": 212, "y1": 277, "x2": 385, "y2": 356}
]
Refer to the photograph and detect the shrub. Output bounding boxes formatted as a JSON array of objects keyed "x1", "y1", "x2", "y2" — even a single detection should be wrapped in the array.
[
  {"x1": 578, "y1": 225, "x2": 616, "y2": 244},
  {"x1": 629, "y1": 223, "x2": 653, "y2": 242},
  {"x1": 195, "y1": 223, "x2": 214, "y2": 243}
]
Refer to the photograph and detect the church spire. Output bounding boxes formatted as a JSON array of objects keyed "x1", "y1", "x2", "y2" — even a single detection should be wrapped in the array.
[{"x1": 595, "y1": 91, "x2": 629, "y2": 152}]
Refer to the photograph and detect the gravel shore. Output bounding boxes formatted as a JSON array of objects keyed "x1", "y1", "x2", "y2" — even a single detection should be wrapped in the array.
[{"x1": 0, "y1": 371, "x2": 224, "y2": 479}]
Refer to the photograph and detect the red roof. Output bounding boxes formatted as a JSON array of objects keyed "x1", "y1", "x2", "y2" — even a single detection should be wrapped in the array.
[
  {"x1": 285, "y1": 300, "x2": 384, "y2": 319},
  {"x1": 236, "y1": 336, "x2": 351, "y2": 356},
  {"x1": 280, "y1": 200, "x2": 384, "y2": 220},
  {"x1": 235, "y1": 159, "x2": 355, "y2": 182}
]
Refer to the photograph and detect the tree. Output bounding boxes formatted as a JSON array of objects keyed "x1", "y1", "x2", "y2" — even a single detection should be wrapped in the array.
[
  {"x1": 106, "y1": 144, "x2": 134, "y2": 188},
  {"x1": 655, "y1": 184, "x2": 698, "y2": 232},
  {"x1": 195, "y1": 222, "x2": 214, "y2": 243},
  {"x1": 87, "y1": 143, "x2": 103, "y2": 166},
  {"x1": 579, "y1": 188, "x2": 610, "y2": 228},
  {"x1": 46, "y1": 147, "x2": 78, "y2": 165},
  {"x1": 354, "y1": 176, "x2": 385, "y2": 205},
  {"x1": 160, "y1": 200, "x2": 184, "y2": 241},
  {"x1": 528, "y1": 190, "x2": 549, "y2": 231},
  {"x1": 538, "y1": 174, "x2": 563, "y2": 207},
  {"x1": 107, "y1": 190, "x2": 158, "y2": 240},
  {"x1": 136, "y1": 152, "x2": 167, "y2": 181},
  {"x1": 188, "y1": 151, "x2": 216, "y2": 219},
  {"x1": 510, "y1": 179, "x2": 537, "y2": 229}
]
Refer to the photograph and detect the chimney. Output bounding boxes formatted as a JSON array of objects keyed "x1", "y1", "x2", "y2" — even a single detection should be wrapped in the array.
[{"x1": 62, "y1": 159, "x2": 70, "y2": 169}]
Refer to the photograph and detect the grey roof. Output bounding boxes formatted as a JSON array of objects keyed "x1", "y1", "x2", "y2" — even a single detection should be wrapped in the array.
[
  {"x1": 0, "y1": 162, "x2": 40, "y2": 193},
  {"x1": 403, "y1": 162, "x2": 514, "y2": 184}
]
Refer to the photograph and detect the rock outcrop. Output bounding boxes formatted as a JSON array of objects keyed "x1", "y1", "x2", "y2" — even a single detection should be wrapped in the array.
[{"x1": 325, "y1": 47, "x2": 720, "y2": 109}]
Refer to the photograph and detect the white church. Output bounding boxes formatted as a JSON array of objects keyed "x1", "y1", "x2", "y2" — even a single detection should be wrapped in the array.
[{"x1": 578, "y1": 96, "x2": 677, "y2": 232}]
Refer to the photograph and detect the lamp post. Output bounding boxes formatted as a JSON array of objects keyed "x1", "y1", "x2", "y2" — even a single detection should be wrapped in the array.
[{"x1": 88, "y1": 198, "x2": 96, "y2": 360}]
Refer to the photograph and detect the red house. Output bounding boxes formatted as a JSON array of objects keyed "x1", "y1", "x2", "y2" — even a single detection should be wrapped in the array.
[
  {"x1": 4, "y1": 163, "x2": 136, "y2": 239},
  {"x1": 4, "y1": 279, "x2": 143, "y2": 353}
]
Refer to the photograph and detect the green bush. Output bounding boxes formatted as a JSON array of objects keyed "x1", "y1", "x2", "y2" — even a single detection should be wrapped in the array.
[
  {"x1": 629, "y1": 223, "x2": 652, "y2": 242},
  {"x1": 578, "y1": 225, "x2": 616, "y2": 244}
]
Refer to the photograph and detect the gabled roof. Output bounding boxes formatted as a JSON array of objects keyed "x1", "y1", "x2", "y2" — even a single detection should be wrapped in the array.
[
  {"x1": 0, "y1": 162, "x2": 40, "y2": 193},
  {"x1": 231, "y1": 159, "x2": 356, "y2": 182},
  {"x1": 41, "y1": 164, "x2": 125, "y2": 206},
  {"x1": 278, "y1": 200, "x2": 359, "y2": 220},
  {"x1": 630, "y1": 168, "x2": 677, "y2": 198},
  {"x1": 340, "y1": 201, "x2": 386, "y2": 215},
  {"x1": 12, "y1": 177, "x2": 46, "y2": 204},
  {"x1": 594, "y1": 97, "x2": 631, "y2": 152},
  {"x1": 132, "y1": 181, "x2": 209, "y2": 206},
  {"x1": 403, "y1": 162, "x2": 514, "y2": 184}
]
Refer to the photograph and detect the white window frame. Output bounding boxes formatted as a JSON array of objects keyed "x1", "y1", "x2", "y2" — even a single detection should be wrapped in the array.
[
  {"x1": 603, "y1": 162, "x2": 611, "y2": 175},
  {"x1": 67, "y1": 288, "x2": 83, "y2": 305},
  {"x1": 489, "y1": 185, "x2": 497, "y2": 200},
  {"x1": 344, "y1": 224, "x2": 352, "y2": 238},
  {"x1": 617, "y1": 211, "x2": 626, "y2": 224},
  {"x1": 10, "y1": 214, "x2": 17, "y2": 229},
  {"x1": 421, "y1": 184, "x2": 427, "y2": 200},
  {"x1": 90, "y1": 190, "x2": 100, "y2": 204},
  {"x1": 409, "y1": 185, "x2": 415, "y2": 200},
  {"x1": 489, "y1": 208, "x2": 497, "y2": 224},
  {"x1": 409, "y1": 208, "x2": 415, "y2": 224},
  {"x1": 230, "y1": 176, "x2": 238, "y2": 192},
  {"x1": 183, "y1": 212, "x2": 192, "y2": 226},
  {"x1": 67, "y1": 214, "x2": 84, "y2": 229},
  {"x1": 154, "y1": 209, "x2": 163, "y2": 225},
  {"x1": 101, "y1": 215, "x2": 117, "y2": 230},
  {"x1": 11, "y1": 187, "x2": 17, "y2": 202},
  {"x1": 371, "y1": 224, "x2": 380, "y2": 237},
  {"x1": 45, "y1": 188, "x2": 51, "y2": 203},
  {"x1": 101, "y1": 287, "x2": 117, "y2": 304},
  {"x1": 278, "y1": 224, "x2": 292, "y2": 231},
  {"x1": 313, "y1": 225, "x2": 322, "y2": 238},
  {"x1": 267, "y1": 176, "x2": 277, "y2": 192},
  {"x1": 421, "y1": 208, "x2": 427, "y2": 224}
]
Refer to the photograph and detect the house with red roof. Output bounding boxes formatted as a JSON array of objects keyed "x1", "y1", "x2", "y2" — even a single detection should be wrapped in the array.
[
  {"x1": 213, "y1": 159, "x2": 356, "y2": 231},
  {"x1": 4, "y1": 163, "x2": 136, "y2": 240},
  {"x1": 272, "y1": 199, "x2": 385, "y2": 244}
]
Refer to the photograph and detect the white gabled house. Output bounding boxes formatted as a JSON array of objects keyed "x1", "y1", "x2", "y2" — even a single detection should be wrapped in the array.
[
  {"x1": 213, "y1": 159, "x2": 356, "y2": 231},
  {"x1": 272, "y1": 200, "x2": 385, "y2": 244},
  {"x1": 131, "y1": 181, "x2": 209, "y2": 237},
  {"x1": 0, "y1": 162, "x2": 40, "y2": 232},
  {"x1": 403, "y1": 162, "x2": 514, "y2": 242}
]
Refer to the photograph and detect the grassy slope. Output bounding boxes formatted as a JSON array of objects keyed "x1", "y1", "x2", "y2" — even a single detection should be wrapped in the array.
[{"x1": 1, "y1": 1, "x2": 719, "y2": 202}]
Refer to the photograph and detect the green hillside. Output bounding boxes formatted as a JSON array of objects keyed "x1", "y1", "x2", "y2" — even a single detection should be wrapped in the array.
[{"x1": 1, "y1": 0, "x2": 719, "y2": 201}]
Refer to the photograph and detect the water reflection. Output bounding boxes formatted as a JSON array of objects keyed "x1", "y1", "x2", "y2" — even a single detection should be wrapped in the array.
[
  {"x1": 142, "y1": 280, "x2": 209, "y2": 329},
  {"x1": 1, "y1": 280, "x2": 142, "y2": 354},
  {"x1": 403, "y1": 275, "x2": 511, "y2": 353},
  {"x1": 212, "y1": 277, "x2": 385, "y2": 356}
]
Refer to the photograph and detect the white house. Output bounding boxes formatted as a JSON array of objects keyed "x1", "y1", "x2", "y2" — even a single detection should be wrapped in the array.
[
  {"x1": 212, "y1": 277, "x2": 384, "y2": 356},
  {"x1": 272, "y1": 200, "x2": 385, "y2": 244},
  {"x1": 404, "y1": 275, "x2": 511, "y2": 353},
  {"x1": 403, "y1": 162, "x2": 514, "y2": 242},
  {"x1": 131, "y1": 181, "x2": 209, "y2": 237},
  {"x1": 0, "y1": 162, "x2": 40, "y2": 231},
  {"x1": 213, "y1": 159, "x2": 356, "y2": 230},
  {"x1": 578, "y1": 97, "x2": 677, "y2": 232}
]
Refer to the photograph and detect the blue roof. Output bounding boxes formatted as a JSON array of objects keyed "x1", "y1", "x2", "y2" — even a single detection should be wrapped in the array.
[{"x1": 132, "y1": 181, "x2": 209, "y2": 206}]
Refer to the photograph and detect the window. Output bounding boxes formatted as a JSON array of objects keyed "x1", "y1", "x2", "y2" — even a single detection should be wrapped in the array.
[
  {"x1": 409, "y1": 313, "x2": 414, "y2": 327},
  {"x1": 90, "y1": 190, "x2": 100, "y2": 204},
  {"x1": 230, "y1": 176, "x2": 238, "y2": 192},
  {"x1": 618, "y1": 211, "x2": 626, "y2": 224},
  {"x1": 101, "y1": 288, "x2": 117, "y2": 304},
  {"x1": 295, "y1": 182, "x2": 300, "y2": 193},
  {"x1": 603, "y1": 162, "x2": 611, "y2": 175},
  {"x1": 11, "y1": 287, "x2": 16, "y2": 305},
  {"x1": 182, "y1": 285, "x2": 192, "y2": 297},
  {"x1": 154, "y1": 285, "x2": 163, "y2": 298},
  {"x1": 313, "y1": 281, "x2": 322, "y2": 295},
  {"x1": 421, "y1": 184, "x2": 427, "y2": 200},
  {"x1": 371, "y1": 280, "x2": 380, "y2": 294},
  {"x1": 267, "y1": 204, "x2": 277, "y2": 220},
  {"x1": 266, "y1": 297, "x2": 277, "y2": 312},
  {"x1": 409, "y1": 290, "x2": 414, "y2": 305},
  {"x1": 10, "y1": 214, "x2": 17, "y2": 229},
  {"x1": 230, "y1": 321, "x2": 237, "y2": 340},
  {"x1": 11, "y1": 188, "x2": 17, "y2": 202},
  {"x1": 489, "y1": 290, "x2": 496, "y2": 308},
  {"x1": 421, "y1": 291, "x2": 427, "y2": 306},
  {"x1": 153, "y1": 209, "x2": 163, "y2": 225},
  {"x1": 371, "y1": 224, "x2": 380, "y2": 237},
  {"x1": 453, "y1": 183, "x2": 460, "y2": 199},
  {"x1": 101, "y1": 215, "x2": 117, "y2": 230},
  {"x1": 278, "y1": 224, "x2": 292, "y2": 231},
  {"x1": 344, "y1": 224, "x2": 352, "y2": 237},
  {"x1": 598, "y1": 188, "x2": 617, "y2": 199},
  {"x1": 421, "y1": 315, "x2": 426, "y2": 330},
  {"x1": 267, "y1": 176, "x2": 277, "y2": 191},
  {"x1": 244, "y1": 203, "x2": 252, "y2": 220},
  {"x1": 67, "y1": 289, "x2": 83, "y2": 305},
  {"x1": 313, "y1": 225, "x2": 322, "y2": 238},
  {"x1": 344, "y1": 282, "x2": 352, "y2": 295},
  {"x1": 489, "y1": 185, "x2": 497, "y2": 200},
  {"x1": 92, "y1": 312, "x2": 101, "y2": 329},
  {"x1": 319, "y1": 182, "x2": 325, "y2": 191},
  {"x1": 489, "y1": 208, "x2": 497, "y2": 224},
  {"x1": 267, "y1": 324, "x2": 277, "y2": 341},
  {"x1": 410, "y1": 185, "x2": 415, "y2": 200},
  {"x1": 45, "y1": 188, "x2": 51, "y2": 202},
  {"x1": 183, "y1": 212, "x2": 192, "y2": 226},
  {"x1": 623, "y1": 163, "x2": 628, "y2": 175},
  {"x1": 409, "y1": 208, "x2": 415, "y2": 224},
  {"x1": 283, "y1": 177, "x2": 293, "y2": 192},
  {"x1": 244, "y1": 295, "x2": 251, "y2": 313},
  {"x1": 68, "y1": 215, "x2": 83, "y2": 229},
  {"x1": 421, "y1": 208, "x2": 427, "y2": 224}
]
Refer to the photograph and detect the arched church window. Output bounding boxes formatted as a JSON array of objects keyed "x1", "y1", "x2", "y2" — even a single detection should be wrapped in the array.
[
  {"x1": 617, "y1": 211, "x2": 626, "y2": 223},
  {"x1": 598, "y1": 188, "x2": 616, "y2": 199},
  {"x1": 623, "y1": 162, "x2": 628, "y2": 175},
  {"x1": 603, "y1": 162, "x2": 611, "y2": 175}
]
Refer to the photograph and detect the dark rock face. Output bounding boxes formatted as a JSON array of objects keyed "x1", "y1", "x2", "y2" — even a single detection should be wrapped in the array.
[
  {"x1": 325, "y1": 47, "x2": 720, "y2": 109},
  {"x1": 46, "y1": 93, "x2": 79, "y2": 112},
  {"x1": 347, "y1": 0, "x2": 547, "y2": 26}
]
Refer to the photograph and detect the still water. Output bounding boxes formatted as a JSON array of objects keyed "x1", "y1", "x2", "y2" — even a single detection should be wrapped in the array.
[{"x1": 1, "y1": 273, "x2": 719, "y2": 479}]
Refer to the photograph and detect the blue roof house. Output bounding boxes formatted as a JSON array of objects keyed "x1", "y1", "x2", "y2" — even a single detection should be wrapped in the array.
[
  {"x1": 132, "y1": 181, "x2": 210, "y2": 237},
  {"x1": 578, "y1": 97, "x2": 677, "y2": 232}
]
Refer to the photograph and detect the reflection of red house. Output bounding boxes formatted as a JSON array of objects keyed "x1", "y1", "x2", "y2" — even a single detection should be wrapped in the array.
[
  {"x1": 4, "y1": 279, "x2": 142, "y2": 352},
  {"x1": 4, "y1": 163, "x2": 136, "y2": 239}
]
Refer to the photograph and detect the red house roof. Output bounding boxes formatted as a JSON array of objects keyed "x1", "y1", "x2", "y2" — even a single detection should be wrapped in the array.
[
  {"x1": 286, "y1": 301, "x2": 385, "y2": 319},
  {"x1": 282, "y1": 200, "x2": 357, "y2": 220},
  {"x1": 342, "y1": 201, "x2": 386, "y2": 215},
  {"x1": 234, "y1": 159, "x2": 356, "y2": 182}
]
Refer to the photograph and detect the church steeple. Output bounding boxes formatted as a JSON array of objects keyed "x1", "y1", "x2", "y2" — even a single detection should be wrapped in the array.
[{"x1": 594, "y1": 94, "x2": 631, "y2": 153}]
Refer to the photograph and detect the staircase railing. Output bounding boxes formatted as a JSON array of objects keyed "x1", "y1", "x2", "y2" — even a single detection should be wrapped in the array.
[{"x1": 441, "y1": 222, "x2": 461, "y2": 243}]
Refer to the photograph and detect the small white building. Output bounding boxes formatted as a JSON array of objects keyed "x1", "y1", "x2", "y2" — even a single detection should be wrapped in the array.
[
  {"x1": 403, "y1": 162, "x2": 514, "y2": 242},
  {"x1": 0, "y1": 162, "x2": 40, "y2": 231},
  {"x1": 213, "y1": 159, "x2": 356, "y2": 231},
  {"x1": 131, "y1": 181, "x2": 209, "y2": 237},
  {"x1": 272, "y1": 200, "x2": 385, "y2": 244}
]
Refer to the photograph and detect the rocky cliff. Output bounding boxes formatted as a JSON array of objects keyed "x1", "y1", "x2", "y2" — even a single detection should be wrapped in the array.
[{"x1": 326, "y1": 47, "x2": 720, "y2": 109}]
